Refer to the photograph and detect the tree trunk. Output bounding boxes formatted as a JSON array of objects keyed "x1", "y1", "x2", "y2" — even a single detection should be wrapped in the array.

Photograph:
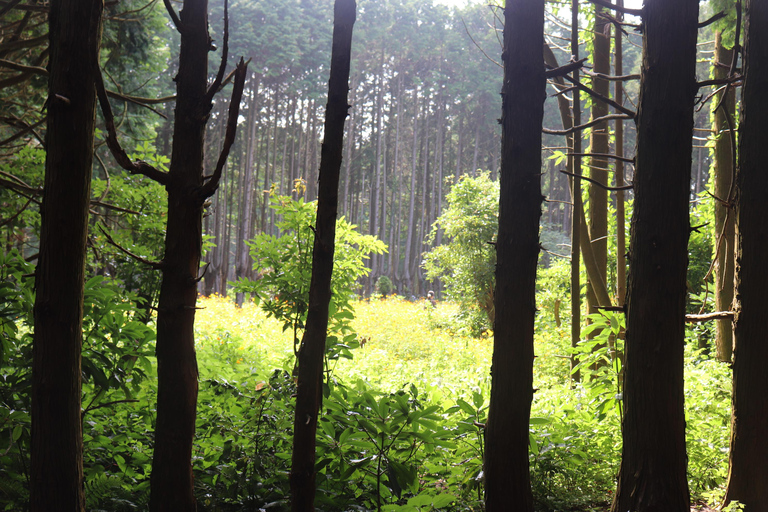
[
  {"x1": 31, "y1": 1, "x2": 102, "y2": 509},
  {"x1": 611, "y1": 0, "x2": 698, "y2": 509},
  {"x1": 484, "y1": 0, "x2": 544, "y2": 509},
  {"x1": 569, "y1": 0, "x2": 583, "y2": 382},
  {"x1": 712, "y1": 31, "x2": 736, "y2": 363},
  {"x1": 586, "y1": 4, "x2": 610, "y2": 319},
  {"x1": 148, "y1": 1, "x2": 247, "y2": 509},
  {"x1": 724, "y1": 1, "x2": 768, "y2": 508},
  {"x1": 290, "y1": 1, "x2": 355, "y2": 510},
  {"x1": 615, "y1": 0, "x2": 627, "y2": 306}
]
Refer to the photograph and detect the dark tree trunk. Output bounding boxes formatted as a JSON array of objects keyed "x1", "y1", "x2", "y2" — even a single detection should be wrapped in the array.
[
  {"x1": 483, "y1": 0, "x2": 544, "y2": 509},
  {"x1": 31, "y1": 0, "x2": 102, "y2": 509},
  {"x1": 290, "y1": 1, "x2": 355, "y2": 509},
  {"x1": 611, "y1": 0, "x2": 698, "y2": 510},
  {"x1": 724, "y1": 0, "x2": 768, "y2": 508},
  {"x1": 147, "y1": 1, "x2": 248, "y2": 509}
]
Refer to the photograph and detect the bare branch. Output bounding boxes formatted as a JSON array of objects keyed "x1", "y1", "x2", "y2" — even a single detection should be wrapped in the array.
[
  {"x1": 162, "y1": 0, "x2": 184, "y2": 33},
  {"x1": 98, "y1": 224, "x2": 164, "y2": 269},
  {"x1": 686, "y1": 311, "x2": 734, "y2": 323},
  {"x1": 588, "y1": 0, "x2": 642, "y2": 17},
  {"x1": 568, "y1": 152, "x2": 635, "y2": 164},
  {"x1": 95, "y1": 69, "x2": 170, "y2": 185},
  {"x1": 562, "y1": 73, "x2": 637, "y2": 117},
  {"x1": 0, "y1": 197, "x2": 32, "y2": 228},
  {"x1": 543, "y1": 113, "x2": 633, "y2": 136},
  {"x1": 200, "y1": 58, "x2": 248, "y2": 199},
  {"x1": 545, "y1": 57, "x2": 588, "y2": 78},
  {"x1": 0, "y1": 57, "x2": 47, "y2": 75},
  {"x1": 560, "y1": 169, "x2": 634, "y2": 191},
  {"x1": 206, "y1": 0, "x2": 229, "y2": 101},
  {"x1": 699, "y1": 11, "x2": 726, "y2": 29},
  {"x1": 582, "y1": 69, "x2": 640, "y2": 81}
]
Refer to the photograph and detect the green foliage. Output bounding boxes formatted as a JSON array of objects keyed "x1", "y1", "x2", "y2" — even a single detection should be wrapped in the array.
[
  {"x1": 376, "y1": 276, "x2": 394, "y2": 297},
  {"x1": 423, "y1": 172, "x2": 498, "y2": 332},
  {"x1": 91, "y1": 141, "x2": 169, "y2": 322},
  {"x1": 233, "y1": 194, "x2": 386, "y2": 365}
]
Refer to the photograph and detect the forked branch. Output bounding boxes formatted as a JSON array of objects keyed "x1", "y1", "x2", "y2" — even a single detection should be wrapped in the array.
[{"x1": 200, "y1": 57, "x2": 248, "y2": 199}]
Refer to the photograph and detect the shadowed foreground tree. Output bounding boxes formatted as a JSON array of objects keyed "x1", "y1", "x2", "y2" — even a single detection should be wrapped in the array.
[
  {"x1": 724, "y1": 0, "x2": 768, "y2": 508},
  {"x1": 290, "y1": 1, "x2": 356, "y2": 510},
  {"x1": 31, "y1": 0, "x2": 103, "y2": 510},
  {"x1": 483, "y1": 0, "x2": 545, "y2": 510},
  {"x1": 611, "y1": 0, "x2": 698, "y2": 510},
  {"x1": 98, "y1": 0, "x2": 248, "y2": 508}
]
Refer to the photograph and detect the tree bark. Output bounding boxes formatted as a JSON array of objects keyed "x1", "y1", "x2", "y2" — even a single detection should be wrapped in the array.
[
  {"x1": 148, "y1": 1, "x2": 248, "y2": 508},
  {"x1": 484, "y1": 0, "x2": 544, "y2": 509},
  {"x1": 31, "y1": 0, "x2": 102, "y2": 509},
  {"x1": 586, "y1": 4, "x2": 610, "y2": 319},
  {"x1": 712, "y1": 31, "x2": 736, "y2": 363},
  {"x1": 570, "y1": 0, "x2": 583, "y2": 382},
  {"x1": 611, "y1": 0, "x2": 698, "y2": 510},
  {"x1": 724, "y1": 0, "x2": 768, "y2": 508},
  {"x1": 289, "y1": 1, "x2": 355, "y2": 510}
]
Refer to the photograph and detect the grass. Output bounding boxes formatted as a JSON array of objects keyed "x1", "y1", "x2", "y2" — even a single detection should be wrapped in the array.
[{"x1": 192, "y1": 294, "x2": 732, "y2": 510}]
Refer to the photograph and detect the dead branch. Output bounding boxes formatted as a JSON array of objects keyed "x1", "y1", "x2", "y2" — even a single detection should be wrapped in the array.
[
  {"x1": 582, "y1": 69, "x2": 640, "y2": 82},
  {"x1": 568, "y1": 152, "x2": 634, "y2": 164},
  {"x1": 0, "y1": 197, "x2": 32, "y2": 228},
  {"x1": 200, "y1": 58, "x2": 248, "y2": 199},
  {"x1": 97, "y1": 224, "x2": 164, "y2": 269},
  {"x1": 562, "y1": 74, "x2": 637, "y2": 117},
  {"x1": 699, "y1": 11, "x2": 726, "y2": 29},
  {"x1": 95, "y1": 69, "x2": 170, "y2": 185},
  {"x1": 205, "y1": 0, "x2": 229, "y2": 101},
  {"x1": 543, "y1": 113, "x2": 633, "y2": 136},
  {"x1": 162, "y1": 0, "x2": 184, "y2": 33},
  {"x1": 588, "y1": 0, "x2": 642, "y2": 17},
  {"x1": 686, "y1": 311, "x2": 734, "y2": 323},
  {"x1": 560, "y1": 169, "x2": 634, "y2": 191},
  {"x1": 545, "y1": 57, "x2": 588, "y2": 78}
]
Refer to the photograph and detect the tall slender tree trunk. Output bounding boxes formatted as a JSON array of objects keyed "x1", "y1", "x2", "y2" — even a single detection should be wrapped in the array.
[
  {"x1": 615, "y1": 0, "x2": 627, "y2": 306},
  {"x1": 586, "y1": 4, "x2": 610, "y2": 318},
  {"x1": 31, "y1": 1, "x2": 102, "y2": 509},
  {"x1": 290, "y1": 2, "x2": 355, "y2": 509},
  {"x1": 569, "y1": 0, "x2": 583, "y2": 382},
  {"x1": 403, "y1": 88, "x2": 419, "y2": 293},
  {"x1": 147, "y1": 1, "x2": 248, "y2": 508},
  {"x1": 712, "y1": 31, "x2": 736, "y2": 362},
  {"x1": 724, "y1": 1, "x2": 768, "y2": 508},
  {"x1": 611, "y1": 0, "x2": 698, "y2": 509},
  {"x1": 484, "y1": 1, "x2": 545, "y2": 509}
]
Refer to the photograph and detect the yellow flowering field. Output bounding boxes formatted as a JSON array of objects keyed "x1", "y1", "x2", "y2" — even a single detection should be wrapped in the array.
[{"x1": 194, "y1": 294, "x2": 573, "y2": 399}]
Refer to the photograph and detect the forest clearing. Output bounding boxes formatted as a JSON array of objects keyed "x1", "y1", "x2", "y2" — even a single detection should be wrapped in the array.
[{"x1": 1, "y1": 0, "x2": 765, "y2": 509}]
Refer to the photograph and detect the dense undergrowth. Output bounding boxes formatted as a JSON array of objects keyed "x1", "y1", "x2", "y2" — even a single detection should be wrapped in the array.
[{"x1": 1, "y1": 260, "x2": 732, "y2": 511}]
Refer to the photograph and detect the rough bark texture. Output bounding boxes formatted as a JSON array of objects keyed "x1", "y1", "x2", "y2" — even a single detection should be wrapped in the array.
[
  {"x1": 30, "y1": 0, "x2": 102, "y2": 510},
  {"x1": 712, "y1": 32, "x2": 736, "y2": 363},
  {"x1": 149, "y1": 1, "x2": 247, "y2": 509},
  {"x1": 483, "y1": 0, "x2": 544, "y2": 509},
  {"x1": 586, "y1": 4, "x2": 610, "y2": 317},
  {"x1": 724, "y1": 0, "x2": 768, "y2": 508},
  {"x1": 569, "y1": 0, "x2": 582, "y2": 383},
  {"x1": 611, "y1": 0, "x2": 698, "y2": 510},
  {"x1": 289, "y1": 1, "x2": 355, "y2": 510}
]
